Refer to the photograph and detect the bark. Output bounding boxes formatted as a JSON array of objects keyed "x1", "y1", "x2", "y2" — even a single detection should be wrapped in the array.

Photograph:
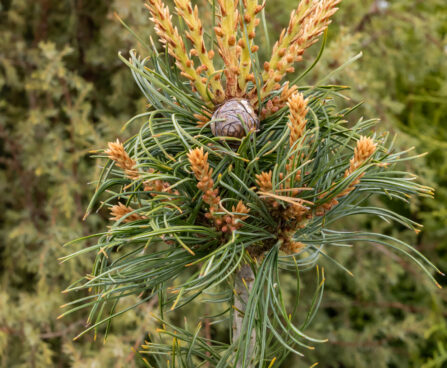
[{"x1": 233, "y1": 263, "x2": 256, "y2": 368}]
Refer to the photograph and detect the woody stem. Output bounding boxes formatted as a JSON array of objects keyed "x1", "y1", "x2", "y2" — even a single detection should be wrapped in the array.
[{"x1": 233, "y1": 262, "x2": 256, "y2": 367}]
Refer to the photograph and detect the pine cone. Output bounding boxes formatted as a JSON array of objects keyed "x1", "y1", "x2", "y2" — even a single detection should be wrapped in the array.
[{"x1": 211, "y1": 98, "x2": 260, "y2": 139}]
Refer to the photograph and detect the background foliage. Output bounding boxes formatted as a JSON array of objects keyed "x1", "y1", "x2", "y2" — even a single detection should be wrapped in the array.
[{"x1": 0, "y1": 0, "x2": 445, "y2": 367}]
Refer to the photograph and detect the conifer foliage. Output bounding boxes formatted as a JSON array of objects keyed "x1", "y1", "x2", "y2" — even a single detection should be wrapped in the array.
[{"x1": 62, "y1": 0, "x2": 441, "y2": 366}]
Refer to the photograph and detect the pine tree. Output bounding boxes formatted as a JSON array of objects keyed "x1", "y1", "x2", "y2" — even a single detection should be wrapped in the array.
[{"x1": 61, "y1": 0, "x2": 441, "y2": 366}]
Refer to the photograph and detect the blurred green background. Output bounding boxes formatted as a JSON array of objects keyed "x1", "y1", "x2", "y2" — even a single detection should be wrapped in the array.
[{"x1": 0, "y1": 0, "x2": 446, "y2": 366}]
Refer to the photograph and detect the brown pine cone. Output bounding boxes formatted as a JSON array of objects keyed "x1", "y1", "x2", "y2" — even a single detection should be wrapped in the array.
[{"x1": 210, "y1": 98, "x2": 260, "y2": 139}]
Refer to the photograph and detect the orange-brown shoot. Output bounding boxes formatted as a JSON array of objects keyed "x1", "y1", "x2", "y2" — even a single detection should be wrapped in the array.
[
  {"x1": 146, "y1": 0, "x2": 210, "y2": 102},
  {"x1": 215, "y1": 0, "x2": 240, "y2": 97},
  {"x1": 174, "y1": 0, "x2": 225, "y2": 102},
  {"x1": 281, "y1": 239, "x2": 305, "y2": 255},
  {"x1": 105, "y1": 139, "x2": 140, "y2": 181},
  {"x1": 255, "y1": 170, "x2": 273, "y2": 192},
  {"x1": 110, "y1": 203, "x2": 147, "y2": 223},
  {"x1": 188, "y1": 148, "x2": 250, "y2": 233},
  {"x1": 261, "y1": 0, "x2": 341, "y2": 100},
  {"x1": 187, "y1": 147, "x2": 221, "y2": 217},
  {"x1": 287, "y1": 92, "x2": 309, "y2": 147},
  {"x1": 143, "y1": 169, "x2": 180, "y2": 197},
  {"x1": 316, "y1": 136, "x2": 377, "y2": 215},
  {"x1": 238, "y1": 0, "x2": 264, "y2": 93}
]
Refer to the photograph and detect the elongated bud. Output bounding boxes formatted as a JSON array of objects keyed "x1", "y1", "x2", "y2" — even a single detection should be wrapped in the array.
[{"x1": 105, "y1": 139, "x2": 140, "y2": 180}]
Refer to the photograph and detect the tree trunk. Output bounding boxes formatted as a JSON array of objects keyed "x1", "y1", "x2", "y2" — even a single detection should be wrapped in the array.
[{"x1": 233, "y1": 263, "x2": 256, "y2": 368}]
